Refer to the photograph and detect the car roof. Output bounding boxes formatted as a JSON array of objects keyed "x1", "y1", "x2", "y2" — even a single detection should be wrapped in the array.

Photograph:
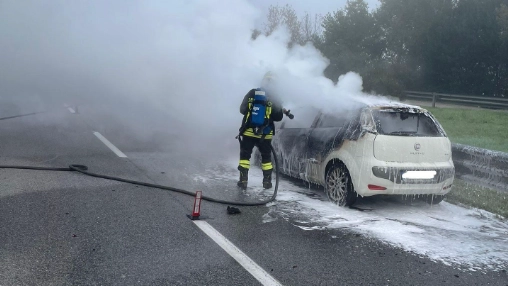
[
  {"x1": 348, "y1": 97, "x2": 427, "y2": 112},
  {"x1": 316, "y1": 97, "x2": 428, "y2": 116},
  {"x1": 367, "y1": 103, "x2": 428, "y2": 113}
]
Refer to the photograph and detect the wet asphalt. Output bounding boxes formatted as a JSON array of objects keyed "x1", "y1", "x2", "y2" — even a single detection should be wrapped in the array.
[{"x1": 0, "y1": 96, "x2": 506, "y2": 286}]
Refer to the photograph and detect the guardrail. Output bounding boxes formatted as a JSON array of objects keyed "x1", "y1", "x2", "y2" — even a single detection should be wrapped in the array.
[
  {"x1": 452, "y1": 143, "x2": 508, "y2": 193},
  {"x1": 404, "y1": 91, "x2": 508, "y2": 110}
]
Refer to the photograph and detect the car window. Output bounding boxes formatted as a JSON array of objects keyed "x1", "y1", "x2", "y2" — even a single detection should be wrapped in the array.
[
  {"x1": 316, "y1": 114, "x2": 345, "y2": 127},
  {"x1": 316, "y1": 111, "x2": 356, "y2": 128},
  {"x1": 360, "y1": 109, "x2": 376, "y2": 131},
  {"x1": 372, "y1": 110, "x2": 444, "y2": 137}
]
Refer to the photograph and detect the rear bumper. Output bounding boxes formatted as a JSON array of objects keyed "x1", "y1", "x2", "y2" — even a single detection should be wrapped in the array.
[{"x1": 352, "y1": 161, "x2": 455, "y2": 197}]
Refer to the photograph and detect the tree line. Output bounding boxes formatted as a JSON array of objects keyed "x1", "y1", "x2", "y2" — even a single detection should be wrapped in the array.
[{"x1": 253, "y1": 0, "x2": 508, "y2": 99}]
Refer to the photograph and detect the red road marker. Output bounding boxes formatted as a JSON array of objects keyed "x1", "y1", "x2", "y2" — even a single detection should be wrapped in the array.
[{"x1": 191, "y1": 191, "x2": 202, "y2": 220}]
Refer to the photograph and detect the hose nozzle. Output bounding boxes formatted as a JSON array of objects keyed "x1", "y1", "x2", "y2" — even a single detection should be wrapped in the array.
[{"x1": 283, "y1": 109, "x2": 294, "y2": 119}]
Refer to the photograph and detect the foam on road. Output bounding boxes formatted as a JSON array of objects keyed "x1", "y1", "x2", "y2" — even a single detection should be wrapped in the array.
[{"x1": 194, "y1": 160, "x2": 508, "y2": 272}]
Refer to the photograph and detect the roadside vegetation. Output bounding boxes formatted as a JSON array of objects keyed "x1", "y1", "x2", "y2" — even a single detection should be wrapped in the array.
[
  {"x1": 426, "y1": 107, "x2": 508, "y2": 153},
  {"x1": 420, "y1": 107, "x2": 507, "y2": 218},
  {"x1": 446, "y1": 179, "x2": 508, "y2": 219}
]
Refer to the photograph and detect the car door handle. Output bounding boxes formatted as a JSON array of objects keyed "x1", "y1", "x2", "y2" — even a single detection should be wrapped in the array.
[{"x1": 308, "y1": 158, "x2": 319, "y2": 164}]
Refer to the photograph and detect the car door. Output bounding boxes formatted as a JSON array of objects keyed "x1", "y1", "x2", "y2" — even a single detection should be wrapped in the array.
[
  {"x1": 305, "y1": 112, "x2": 358, "y2": 182},
  {"x1": 273, "y1": 108, "x2": 320, "y2": 178},
  {"x1": 275, "y1": 128, "x2": 309, "y2": 178}
]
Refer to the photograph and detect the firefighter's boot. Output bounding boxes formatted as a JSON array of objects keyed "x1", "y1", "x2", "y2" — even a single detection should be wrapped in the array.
[
  {"x1": 237, "y1": 167, "x2": 248, "y2": 190},
  {"x1": 263, "y1": 169, "x2": 273, "y2": 189}
]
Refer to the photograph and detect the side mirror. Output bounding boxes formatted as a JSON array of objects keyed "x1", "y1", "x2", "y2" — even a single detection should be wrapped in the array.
[
  {"x1": 360, "y1": 110, "x2": 376, "y2": 135},
  {"x1": 361, "y1": 124, "x2": 376, "y2": 134}
]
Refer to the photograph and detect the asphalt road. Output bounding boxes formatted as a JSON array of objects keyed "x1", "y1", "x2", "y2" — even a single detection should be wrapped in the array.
[{"x1": 1, "y1": 95, "x2": 507, "y2": 286}]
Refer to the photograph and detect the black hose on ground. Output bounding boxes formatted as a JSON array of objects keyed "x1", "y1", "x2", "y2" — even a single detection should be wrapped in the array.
[
  {"x1": 0, "y1": 146, "x2": 279, "y2": 206},
  {"x1": 0, "y1": 112, "x2": 45, "y2": 121}
]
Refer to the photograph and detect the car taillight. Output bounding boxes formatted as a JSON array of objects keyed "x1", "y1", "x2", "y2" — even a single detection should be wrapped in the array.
[{"x1": 368, "y1": 184, "x2": 387, "y2": 191}]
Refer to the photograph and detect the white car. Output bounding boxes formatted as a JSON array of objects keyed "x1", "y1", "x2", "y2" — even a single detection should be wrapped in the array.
[{"x1": 271, "y1": 103, "x2": 455, "y2": 206}]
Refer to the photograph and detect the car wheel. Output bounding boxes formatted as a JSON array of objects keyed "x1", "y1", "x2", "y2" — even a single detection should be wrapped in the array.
[
  {"x1": 325, "y1": 163, "x2": 357, "y2": 206},
  {"x1": 425, "y1": 194, "x2": 444, "y2": 205}
]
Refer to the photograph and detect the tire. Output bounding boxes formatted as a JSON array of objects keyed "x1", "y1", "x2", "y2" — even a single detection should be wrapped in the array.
[
  {"x1": 425, "y1": 194, "x2": 444, "y2": 205},
  {"x1": 325, "y1": 163, "x2": 357, "y2": 206}
]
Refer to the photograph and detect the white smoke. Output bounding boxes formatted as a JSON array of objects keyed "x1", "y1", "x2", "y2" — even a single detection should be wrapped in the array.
[{"x1": 0, "y1": 0, "x2": 392, "y2": 160}]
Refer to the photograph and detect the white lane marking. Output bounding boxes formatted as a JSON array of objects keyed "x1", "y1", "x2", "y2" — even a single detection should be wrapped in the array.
[
  {"x1": 68, "y1": 107, "x2": 76, "y2": 114},
  {"x1": 193, "y1": 220, "x2": 282, "y2": 286},
  {"x1": 93, "y1": 132, "x2": 127, "y2": 158}
]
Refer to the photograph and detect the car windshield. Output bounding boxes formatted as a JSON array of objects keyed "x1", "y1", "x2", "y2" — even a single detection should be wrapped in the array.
[{"x1": 372, "y1": 110, "x2": 444, "y2": 137}]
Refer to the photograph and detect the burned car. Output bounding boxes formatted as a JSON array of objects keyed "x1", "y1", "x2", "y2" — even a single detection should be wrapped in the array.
[{"x1": 272, "y1": 102, "x2": 455, "y2": 206}]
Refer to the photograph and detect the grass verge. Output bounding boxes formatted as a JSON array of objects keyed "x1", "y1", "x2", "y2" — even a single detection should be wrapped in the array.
[
  {"x1": 425, "y1": 107, "x2": 508, "y2": 153},
  {"x1": 445, "y1": 178, "x2": 508, "y2": 219}
]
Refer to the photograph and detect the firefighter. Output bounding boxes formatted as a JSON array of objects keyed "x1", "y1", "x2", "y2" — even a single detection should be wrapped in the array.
[{"x1": 237, "y1": 71, "x2": 285, "y2": 190}]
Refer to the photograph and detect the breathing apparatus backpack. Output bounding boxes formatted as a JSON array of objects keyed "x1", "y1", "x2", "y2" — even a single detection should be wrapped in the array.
[{"x1": 241, "y1": 88, "x2": 272, "y2": 136}]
